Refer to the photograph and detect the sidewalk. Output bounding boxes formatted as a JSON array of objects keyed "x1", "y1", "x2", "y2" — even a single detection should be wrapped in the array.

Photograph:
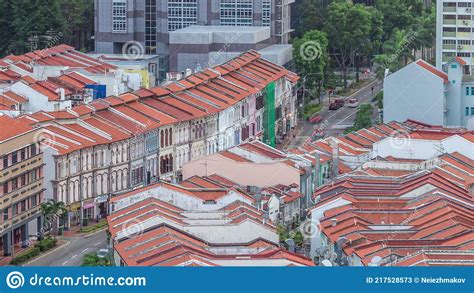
[
  {"x1": 0, "y1": 243, "x2": 33, "y2": 266},
  {"x1": 62, "y1": 225, "x2": 82, "y2": 237}
]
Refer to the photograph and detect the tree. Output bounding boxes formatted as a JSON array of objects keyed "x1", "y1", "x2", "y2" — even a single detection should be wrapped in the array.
[
  {"x1": 40, "y1": 199, "x2": 68, "y2": 235},
  {"x1": 0, "y1": 0, "x2": 94, "y2": 56},
  {"x1": 324, "y1": 2, "x2": 382, "y2": 89},
  {"x1": 82, "y1": 253, "x2": 110, "y2": 266},
  {"x1": 292, "y1": 0, "x2": 333, "y2": 37},
  {"x1": 0, "y1": 0, "x2": 15, "y2": 56},
  {"x1": 375, "y1": 0, "x2": 424, "y2": 42},
  {"x1": 293, "y1": 30, "x2": 329, "y2": 103},
  {"x1": 58, "y1": 0, "x2": 94, "y2": 51}
]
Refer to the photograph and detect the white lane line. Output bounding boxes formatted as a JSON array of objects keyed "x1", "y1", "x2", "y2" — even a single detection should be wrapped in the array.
[
  {"x1": 62, "y1": 260, "x2": 68, "y2": 265},
  {"x1": 71, "y1": 254, "x2": 78, "y2": 259},
  {"x1": 81, "y1": 248, "x2": 89, "y2": 253},
  {"x1": 94, "y1": 242, "x2": 101, "y2": 246}
]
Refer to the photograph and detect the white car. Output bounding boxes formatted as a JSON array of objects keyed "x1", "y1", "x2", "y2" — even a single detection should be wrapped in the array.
[
  {"x1": 96, "y1": 248, "x2": 109, "y2": 258},
  {"x1": 348, "y1": 99, "x2": 359, "y2": 108}
]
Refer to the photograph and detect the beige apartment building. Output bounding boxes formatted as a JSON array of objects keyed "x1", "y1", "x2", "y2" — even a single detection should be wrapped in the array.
[{"x1": 0, "y1": 115, "x2": 43, "y2": 256}]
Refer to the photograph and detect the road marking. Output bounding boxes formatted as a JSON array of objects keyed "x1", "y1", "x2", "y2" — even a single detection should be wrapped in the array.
[
  {"x1": 94, "y1": 242, "x2": 101, "y2": 246},
  {"x1": 62, "y1": 260, "x2": 68, "y2": 265},
  {"x1": 71, "y1": 254, "x2": 78, "y2": 259},
  {"x1": 81, "y1": 248, "x2": 89, "y2": 253}
]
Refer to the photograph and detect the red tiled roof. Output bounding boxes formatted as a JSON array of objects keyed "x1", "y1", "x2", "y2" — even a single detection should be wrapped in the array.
[
  {"x1": 415, "y1": 60, "x2": 448, "y2": 83},
  {"x1": 0, "y1": 114, "x2": 35, "y2": 142}
]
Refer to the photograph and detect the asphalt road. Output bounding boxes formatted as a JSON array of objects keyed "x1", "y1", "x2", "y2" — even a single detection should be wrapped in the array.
[
  {"x1": 26, "y1": 230, "x2": 107, "y2": 266},
  {"x1": 287, "y1": 80, "x2": 383, "y2": 148}
]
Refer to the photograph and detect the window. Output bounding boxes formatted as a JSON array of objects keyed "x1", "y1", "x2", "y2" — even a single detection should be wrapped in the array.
[
  {"x1": 466, "y1": 107, "x2": 470, "y2": 116},
  {"x1": 145, "y1": 0, "x2": 157, "y2": 54},
  {"x1": 220, "y1": 0, "x2": 253, "y2": 26},
  {"x1": 168, "y1": 0, "x2": 197, "y2": 31},
  {"x1": 471, "y1": 87, "x2": 474, "y2": 96},
  {"x1": 451, "y1": 64, "x2": 457, "y2": 69},
  {"x1": 112, "y1": 0, "x2": 127, "y2": 33},
  {"x1": 31, "y1": 144, "x2": 37, "y2": 156},
  {"x1": 471, "y1": 107, "x2": 474, "y2": 116},
  {"x1": 3, "y1": 156, "x2": 8, "y2": 169},
  {"x1": 20, "y1": 148, "x2": 25, "y2": 161},
  {"x1": 11, "y1": 178, "x2": 18, "y2": 190},
  {"x1": 11, "y1": 152, "x2": 17, "y2": 165},
  {"x1": 262, "y1": 0, "x2": 271, "y2": 26},
  {"x1": 467, "y1": 87, "x2": 470, "y2": 96}
]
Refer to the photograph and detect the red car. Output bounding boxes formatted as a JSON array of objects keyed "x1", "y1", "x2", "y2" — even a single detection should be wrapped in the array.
[
  {"x1": 329, "y1": 99, "x2": 345, "y2": 110},
  {"x1": 309, "y1": 114, "x2": 322, "y2": 124}
]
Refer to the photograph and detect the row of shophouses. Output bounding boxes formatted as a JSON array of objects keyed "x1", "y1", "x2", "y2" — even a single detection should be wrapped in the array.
[{"x1": 13, "y1": 51, "x2": 299, "y2": 227}]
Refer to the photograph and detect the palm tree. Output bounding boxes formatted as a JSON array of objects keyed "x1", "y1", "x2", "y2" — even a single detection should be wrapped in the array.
[{"x1": 40, "y1": 199, "x2": 68, "y2": 235}]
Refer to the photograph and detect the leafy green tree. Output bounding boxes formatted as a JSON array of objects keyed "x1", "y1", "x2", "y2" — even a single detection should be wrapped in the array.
[
  {"x1": 0, "y1": 0, "x2": 94, "y2": 56},
  {"x1": 59, "y1": 0, "x2": 94, "y2": 51},
  {"x1": 324, "y1": 2, "x2": 382, "y2": 89},
  {"x1": 293, "y1": 30, "x2": 329, "y2": 103},
  {"x1": 82, "y1": 253, "x2": 110, "y2": 266},
  {"x1": 375, "y1": 0, "x2": 424, "y2": 42},
  {"x1": 292, "y1": 0, "x2": 333, "y2": 37},
  {"x1": 0, "y1": 0, "x2": 15, "y2": 55},
  {"x1": 40, "y1": 199, "x2": 68, "y2": 235}
]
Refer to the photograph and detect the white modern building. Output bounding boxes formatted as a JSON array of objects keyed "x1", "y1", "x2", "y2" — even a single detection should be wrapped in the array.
[
  {"x1": 384, "y1": 57, "x2": 474, "y2": 129},
  {"x1": 436, "y1": 0, "x2": 474, "y2": 73}
]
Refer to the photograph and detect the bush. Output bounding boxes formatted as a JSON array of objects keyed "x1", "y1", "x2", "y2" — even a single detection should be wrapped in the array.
[
  {"x1": 10, "y1": 247, "x2": 40, "y2": 265},
  {"x1": 35, "y1": 237, "x2": 57, "y2": 252},
  {"x1": 303, "y1": 103, "x2": 322, "y2": 119},
  {"x1": 344, "y1": 103, "x2": 374, "y2": 134},
  {"x1": 80, "y1": 220, "x2": 108, "y2": 233}
]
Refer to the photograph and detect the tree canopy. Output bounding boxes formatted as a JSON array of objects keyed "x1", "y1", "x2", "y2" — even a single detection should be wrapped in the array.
[{"x1": 0, "y1": 0, "x2": 94, "y2": 56}]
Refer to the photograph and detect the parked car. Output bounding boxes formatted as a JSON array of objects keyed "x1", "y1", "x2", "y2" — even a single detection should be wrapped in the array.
[
  {"x1": 97, "y1": 248, "x2": 109, "y2": 258},
  {"x1": 309, "y1": 114, "x2": 322, "y2": 124},
  {"x1": 329, "y1": 98, "x2": 345, "y2": 110},
  {"x1": 348, "y1": 98, "x2": 359, "y2": 108}
]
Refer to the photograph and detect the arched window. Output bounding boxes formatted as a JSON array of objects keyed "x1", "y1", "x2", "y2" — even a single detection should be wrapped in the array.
[
  {"x1": 169, "y1": 128, "x2": 172, "y2": 145},
  {"x1": 165, "y1": 129, "x2": 169, "y2": 147},
  {"x1": 160, "y1": 131, "x2": 164, "y2": 148}
]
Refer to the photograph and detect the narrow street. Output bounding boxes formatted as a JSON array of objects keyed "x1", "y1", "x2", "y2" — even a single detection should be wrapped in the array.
[
  {"x1": 26, "y1": 230, "x2": 108, "y2": 266},
  {"x1": 287, "y1": 80, "x2": 383, "y2": 148}
]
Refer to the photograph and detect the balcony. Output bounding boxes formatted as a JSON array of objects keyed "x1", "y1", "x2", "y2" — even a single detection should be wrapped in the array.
[
  {"x1": 0, "y1": 179, "x2": 44, "y2": 210},
  {"x1": 442, "y1": 44, "x2": 456, "y2": 50},
  {"x1": 443, "y1": 31, "x2": 456, "y2": 38},
  {"x1": 1, "y1": 205, "x2": 41, "y2": 233},
  {"x1": 443, "y1": 7, "x2": 456, "y2": 13},
  {"x1": 0, "y1": 154, "x2": 43, "y2": 185},
  {"x1": 443, "y1": 19, "x2": 456, "y2": 25}
]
